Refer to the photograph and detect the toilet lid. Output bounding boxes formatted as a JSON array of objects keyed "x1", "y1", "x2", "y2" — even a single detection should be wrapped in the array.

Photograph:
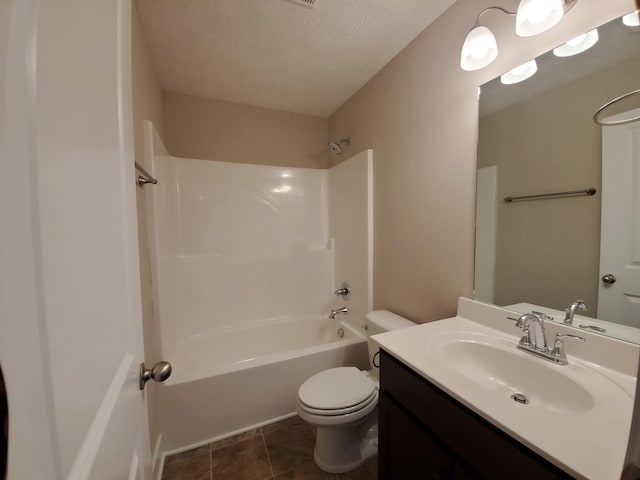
[{"x1": 298, "y1": 367, "x2": 376, "y2": 411}]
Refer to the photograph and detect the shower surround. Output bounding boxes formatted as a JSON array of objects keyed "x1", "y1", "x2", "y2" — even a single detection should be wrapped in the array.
[{"x1": 142, "y1": 123, "x2": 373, "y2": 453}]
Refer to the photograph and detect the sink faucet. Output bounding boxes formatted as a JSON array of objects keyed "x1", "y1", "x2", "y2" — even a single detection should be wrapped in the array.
[
  {"x1": 564, "y1": 300, "x2": 587, "y2": 325},
  {"x1": 513, "y1": 312, "x2": 586, "y2": 365},
  {"x1": 516, "y1": 313, "x2": 548, "y2": 351},
  {"x1": 329, "y1": 307, "x2": 348, "y2": 319}
]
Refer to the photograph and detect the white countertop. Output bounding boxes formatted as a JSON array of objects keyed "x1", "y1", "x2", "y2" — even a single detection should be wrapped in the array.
[{"x1": 372, "y1": 298, "x2": 638, "y2": 480}]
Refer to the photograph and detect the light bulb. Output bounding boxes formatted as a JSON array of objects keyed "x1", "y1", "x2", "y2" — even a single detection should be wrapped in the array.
[
  {"x1": 501, "y1": 59, "x2": 538, "y2": 85},
  {"x1": 511, "y1": 64, "x2": 529, "y2": 76},
  {"x1": 525, "y1": 1, "x2": 552, "y2": 24},
  {"x1": 566, "y1": 33, "x2": 586, "y2": 46},
  {"x1": 622, "y1": 10, "x2": 640, "y2": 27},
  {"x1": 516, "y1": 0, "x2": 564, "y2": 37},
  {"x1": 553, "y1": 29, "x2": 599, "y2": 57},
  {"x1": 460, "y1": 25, "x2": 498, "y2": 71}
]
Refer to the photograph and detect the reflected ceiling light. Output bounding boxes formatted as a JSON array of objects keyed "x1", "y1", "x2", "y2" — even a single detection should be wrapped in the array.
[
  {"x1": 553, "y1": 29, "x2": 599, "y2": 57},
  {"x1": 272, "y1": 185, "x2": 291, "y2": 193},
  {"x1": 460, "y1": 0, "x2": 577, "y2": 71},
  {"x1": 500, "y1": 59, "x2": 538, "y2": 84},
  {"x1": 622, "y1": 9, "x2": 640, "y2": 27}
]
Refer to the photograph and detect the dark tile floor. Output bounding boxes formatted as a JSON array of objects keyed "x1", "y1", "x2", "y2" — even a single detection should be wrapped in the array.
[{"x1": 161, "y1": 416, "x2": 377, "y2": 480}]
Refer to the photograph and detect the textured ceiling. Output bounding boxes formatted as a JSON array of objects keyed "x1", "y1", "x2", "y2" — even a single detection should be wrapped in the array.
[{"x1": 135, "y1": 0, "x2": 457, "y2": 117}]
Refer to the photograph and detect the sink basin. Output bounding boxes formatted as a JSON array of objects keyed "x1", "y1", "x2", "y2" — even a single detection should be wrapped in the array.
[
  {"x1": 440, "y1": 338, "x2": 594, "y2": 413},
  {"x1": 371, "y1": 300, "x2": 637, "y2": 480}
]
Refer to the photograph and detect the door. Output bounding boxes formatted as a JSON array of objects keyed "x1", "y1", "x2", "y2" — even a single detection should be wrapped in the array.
[
  {"x1": 0, "y1": 0, "x2": 151, "y2": 479},
  {"x1": 598, "y1": 108, "x2": 640, "y2": 327}
]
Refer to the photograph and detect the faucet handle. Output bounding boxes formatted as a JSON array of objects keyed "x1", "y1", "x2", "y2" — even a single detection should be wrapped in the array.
[
  {"x1": 519, "y1": 326, "x2": 531, "y2": 347},
  {"x1": 551, "y1": 333, "x2": 586, "y2": 362},
  {"x1": 532, "y1": 311, "x2": 554, "y2": 322},
  {"x1": 555, "y1": 333, "x2": 586, "y2": 343},
  {"x1": 507, "y1": 316, "x2": 524, "y2": 327},
  {"x1": 334, "y1": 282, "x2": 351, "y2": 300}
]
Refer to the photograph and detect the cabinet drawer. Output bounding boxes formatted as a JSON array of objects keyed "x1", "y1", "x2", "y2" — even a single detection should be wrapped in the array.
[{"x1": 380, "y1": 350, "x2": 572, "y2": 480}]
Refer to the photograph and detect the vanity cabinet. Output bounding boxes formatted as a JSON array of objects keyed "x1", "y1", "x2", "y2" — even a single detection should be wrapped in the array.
[{"x1": 378, "y1": 350, "x2": 573, "y2": 480}]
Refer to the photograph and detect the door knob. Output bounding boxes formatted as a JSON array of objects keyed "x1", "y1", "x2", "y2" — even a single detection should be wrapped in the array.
[
  {"x1": 601, "y1": 274, "x2": 617, "y2": 285},
  {"x1": 139, "y1": 361, "x2": 172, "y2": 390}
]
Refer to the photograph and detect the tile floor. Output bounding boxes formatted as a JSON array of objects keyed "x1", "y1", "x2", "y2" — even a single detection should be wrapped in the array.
[{"x1": 161, "y1": 416, "x2": 377, "y2": 480}]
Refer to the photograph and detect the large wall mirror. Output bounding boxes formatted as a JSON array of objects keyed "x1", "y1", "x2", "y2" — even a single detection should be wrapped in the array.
[{"x1": 475, "y1": 10, "x2": 640, "y2": 343}]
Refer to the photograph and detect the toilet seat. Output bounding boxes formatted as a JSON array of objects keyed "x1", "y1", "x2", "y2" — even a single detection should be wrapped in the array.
[
  {"x1": 298, "y1": 389, "x2": 378, "y2": 416},
  {"x1": 297, "y1": 367, "x2": 377, "y2": 417}
]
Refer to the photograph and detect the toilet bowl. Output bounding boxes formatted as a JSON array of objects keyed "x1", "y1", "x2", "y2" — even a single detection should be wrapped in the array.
[{"x1": 296, "y1": 310, "x2": 415, "y2": 474}]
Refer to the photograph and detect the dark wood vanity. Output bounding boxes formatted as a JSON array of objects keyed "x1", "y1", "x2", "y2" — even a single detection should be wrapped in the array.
[{"x1": 378, "y1": 350, "x2": 574, "y2": 480}]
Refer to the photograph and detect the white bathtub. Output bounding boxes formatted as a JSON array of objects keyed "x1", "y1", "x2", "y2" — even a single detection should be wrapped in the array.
[{"x1": 157, "y1": 316, "x2": 369, "y2": 453}]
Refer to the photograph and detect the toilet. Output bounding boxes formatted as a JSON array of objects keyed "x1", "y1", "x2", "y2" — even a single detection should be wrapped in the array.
[{"x1": 296, "y1": 310, "x2": 415, "y2": 473}]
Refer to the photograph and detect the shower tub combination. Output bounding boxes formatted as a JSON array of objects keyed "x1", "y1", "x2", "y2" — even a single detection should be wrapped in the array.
[
  {"x1": 157, "y1": 316, "x2": 368, "y2": 452},
  {"x1": 143, "y1": 123, "x2": 373, "y2": 454}
]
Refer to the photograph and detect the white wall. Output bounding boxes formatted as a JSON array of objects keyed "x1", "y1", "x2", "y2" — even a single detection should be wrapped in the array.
[
  {"x1": 146, "y1": 126, "x2": 335, "y2": 358},
  {"x1": 329, "y1": 150, "x2": 373, "y2": 331}
]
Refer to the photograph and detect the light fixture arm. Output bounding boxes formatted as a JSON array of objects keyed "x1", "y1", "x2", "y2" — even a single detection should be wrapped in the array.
[
  {"x1": 474, "y1": 6, "x2": 516, "y2": 27},
  {"x1": 475, "y1": 0, "x2": 577, "y2": 25}
]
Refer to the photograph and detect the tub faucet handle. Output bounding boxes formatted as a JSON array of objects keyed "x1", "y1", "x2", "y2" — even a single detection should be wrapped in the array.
[{"x1": 334, "y1": 282, "x2": 351, "y2": 300}]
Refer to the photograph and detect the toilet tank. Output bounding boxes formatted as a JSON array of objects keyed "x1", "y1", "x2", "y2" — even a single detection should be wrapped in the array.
[{"x1": 365, "y1": 310, "x2": 415, "y2": 369}]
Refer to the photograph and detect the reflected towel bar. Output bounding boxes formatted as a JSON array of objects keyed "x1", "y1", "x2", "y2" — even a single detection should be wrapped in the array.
[
  {"x1": 135, "y1": 161, "x2": 157, "y2": 187},
  {"x1": 504, "y1": 188, "x2": 596, "y2": 203}
]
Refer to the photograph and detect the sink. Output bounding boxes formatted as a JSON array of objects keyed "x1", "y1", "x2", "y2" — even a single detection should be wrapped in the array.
[
  {"x1": 440, "y1": 337, "x2": 594, "y2": 413},
  {"x1": 371, "y1": 299, "x2": 637, "y2": 480}
]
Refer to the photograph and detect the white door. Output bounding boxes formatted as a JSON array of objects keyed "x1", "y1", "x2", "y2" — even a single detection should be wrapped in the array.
[
  {"x1": 0, "y1": 0, "x2": 151, "y2": 479},
  {"x1": 598, "y1": 108, "x2": 640, "y2": 328}
]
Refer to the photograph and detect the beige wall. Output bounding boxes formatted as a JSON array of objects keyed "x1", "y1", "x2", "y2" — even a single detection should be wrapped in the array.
[
  {"x1": 328, "y1": 0, "x2": 634, "y2": 323},
  {"x1": 163, "y1": 92, "x2": 329, "y2": 168},
  {"x1": 479, "y1": 57, "x2": 640, "y2": 314},
  {"x1": 132, "y1": 0, "x2": 163, "y2": 450}
]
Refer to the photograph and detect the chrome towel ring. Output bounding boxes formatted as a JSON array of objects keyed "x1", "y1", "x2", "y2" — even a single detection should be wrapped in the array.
[{"x1": 593, "y1": 89, "x2": 640, "y2": 126}]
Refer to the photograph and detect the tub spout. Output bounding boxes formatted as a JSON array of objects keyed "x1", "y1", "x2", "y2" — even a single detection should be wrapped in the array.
[{"x1": 329, "y1": 307, "x2": 348, "y2": 319}]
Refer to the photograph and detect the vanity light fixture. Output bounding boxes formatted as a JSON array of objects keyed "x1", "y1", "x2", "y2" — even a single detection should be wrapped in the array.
[
  {"x1": 500, "y1": 59, "x2": 538, "y2": 84},
  {"x1": 460, "y1": 0, "x2": 577, "y2": 71},
  {"x1": 553, "y1": 29, "x2": 599, "y2": 57},
  {"x1": 515, "y1": 0, "x2": 564, "y2": 37},
  {"x1": 461, "y1": 24, "x2": 499, "y2": 71},
  {"x1": 622, "y1": 9, "x2": 640, "y2": 27}
]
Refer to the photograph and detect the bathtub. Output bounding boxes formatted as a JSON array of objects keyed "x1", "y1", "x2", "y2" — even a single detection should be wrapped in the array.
[{"x1": 157, "y1": 316, "x2": 369, "y2": 453}]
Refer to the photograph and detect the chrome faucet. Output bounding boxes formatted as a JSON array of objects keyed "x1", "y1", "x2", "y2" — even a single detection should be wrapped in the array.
[
  {"x1": 512, "y1": 312, "x2": 586, "y2": 365},
  {"x1": 329, "y1": 307, "x2": 348, "y2": 319},
  {"x1": 564, "y1": 300, "x2": 587, "y2": 325},
  {"x1": 516, "y1": 312, "x2": 548, "y2": 351}
]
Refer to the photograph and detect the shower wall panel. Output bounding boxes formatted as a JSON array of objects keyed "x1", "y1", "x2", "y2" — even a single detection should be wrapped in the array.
[
  {"x1": 148, "y1": 149, "x2": 333, "y2": 353},
  {"x1": 329, "y1": 150, "x2": 373, "y2": 332}
]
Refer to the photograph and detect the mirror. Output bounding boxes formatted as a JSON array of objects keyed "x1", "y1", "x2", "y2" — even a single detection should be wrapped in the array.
[{"x1": 475, "y1": 11, "x2": 640, "y2": 343}]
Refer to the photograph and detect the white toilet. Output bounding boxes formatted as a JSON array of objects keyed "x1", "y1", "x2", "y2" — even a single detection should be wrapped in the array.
[{"x1": 296, "y1": 310, "x2": 415, "y2": 474}]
